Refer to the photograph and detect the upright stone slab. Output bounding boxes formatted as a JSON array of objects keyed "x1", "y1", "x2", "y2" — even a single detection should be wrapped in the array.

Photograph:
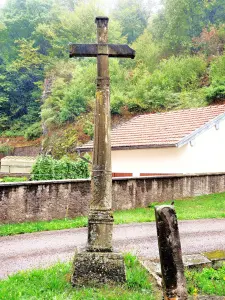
[
  {"x1": 155, "y1": 205, "x2": 188, "y2": 300},
  {"x1": 70, "y1": 17, "x2": 135, "y2": 286}
]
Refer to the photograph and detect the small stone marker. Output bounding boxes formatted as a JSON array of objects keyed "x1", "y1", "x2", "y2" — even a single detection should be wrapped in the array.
[
  {"x1": 69, "y1": 17, "x2": 135, "y2": 286},
  {"x1": 183, "y1": 254, "x2": 211, "y2": 268},
  {"x1": 155, "y1": 205, "x2": 188, "y2": 300}
]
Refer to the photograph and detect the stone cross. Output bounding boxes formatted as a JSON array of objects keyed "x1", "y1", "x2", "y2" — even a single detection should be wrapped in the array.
[{"x1": 69, "y1": 17, "x2": 135, "y2": 286}]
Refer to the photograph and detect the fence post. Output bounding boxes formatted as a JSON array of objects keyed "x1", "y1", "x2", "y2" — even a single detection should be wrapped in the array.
[{"x1": 155, "y1": 205, "x2": 188, "y2": 300}]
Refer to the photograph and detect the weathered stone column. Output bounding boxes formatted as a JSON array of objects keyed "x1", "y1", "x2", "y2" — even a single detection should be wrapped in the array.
[
  {"x1": 155, "y1": 205, "x2": 188, "y2": 300},
  {"x1": 87, "y1": 17, "x2": 113, "y2": 252},
  {"x1": 71, "y1": 17, "x2": 127, "y2": 286}
]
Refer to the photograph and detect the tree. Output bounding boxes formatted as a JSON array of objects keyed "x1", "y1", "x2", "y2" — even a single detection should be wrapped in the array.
[
  {"x1": 132, "y1": 28, "x2": 161, "y2": 72},
  {"x1": 113, "y1": 0, "x2": 149, "y2": 43},
  {"x1": 151, "y1": 0, "x2": 225, "y2": 55},
  {"x1": 204, "y1": 0, "x2": 225, "y2": 26},
  {"x1": 0, "y1": 57, "x2": 11, "y2": 132},
  {"x1": 151, "y1": 0, "x2": 206, "y2": 54}
]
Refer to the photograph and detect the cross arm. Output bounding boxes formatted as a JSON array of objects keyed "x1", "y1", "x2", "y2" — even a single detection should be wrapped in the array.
[{"x1": 69, "y1": 44, "x2": 135, "y2": 59}]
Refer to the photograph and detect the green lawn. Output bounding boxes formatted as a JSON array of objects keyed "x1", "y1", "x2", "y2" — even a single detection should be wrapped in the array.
[
  {"x1": 1, "y1": 255, "x2": 224, "y2": 299},
  {"x1": 0, "y1": 176, "x2": 28, "y2": 182},
  {"x1": 1, "y1": 192, "x2": 225, "y2": 236},
  {"x1": 186, "y1": 263, "x2": 225, "y2": 296},
  {"x1": 0, "y1": 254, "x2": 159, "y2": 300}
]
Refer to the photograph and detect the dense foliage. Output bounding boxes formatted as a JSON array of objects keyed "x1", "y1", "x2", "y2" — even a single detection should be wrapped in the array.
[
  {"x1": 24, "y1": 122, "x2": 42, "y2": 140},
  {"x1": 1, "y1": 0, "x2": 225, "y2": 155},
  {"x1": 0, "y1": 144, "x2": 14, "y2": 155},
  {"x1": 31, "y1": 155, "x2": 90, "y2": 180}
]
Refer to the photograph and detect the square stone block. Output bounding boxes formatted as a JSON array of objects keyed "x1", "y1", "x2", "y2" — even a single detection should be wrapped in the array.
[
  {"x1": 71, "y1": 251, "x2": 126, "y2": 286},
  {"x1": 183, "y1": 254, "x2": 211, "y2": 268}
]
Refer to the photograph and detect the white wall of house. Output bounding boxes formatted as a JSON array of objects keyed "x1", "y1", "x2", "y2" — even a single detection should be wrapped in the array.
[
  {"x1": 0, "y1": 156, "x2": 36, "y2": 174},
  {"x1": 112, "y1": 119, "x2": 225, "y2": 175}
]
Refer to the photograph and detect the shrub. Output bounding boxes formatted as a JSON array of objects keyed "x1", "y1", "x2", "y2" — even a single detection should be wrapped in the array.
[
  {"x1": 205, "y1": 55, "x2": 225, "y2": 103},
  {"x1": 25, "y1": 122, "x2": 42, "y2": 140},
  {"x1": 31, "y1": 155, "x2": 90, "y2": 180},
  {"x1": 149, "y1": 56, "x2": 207, "y2": 93},
  {"x1": 41, "y1": 61, "x2": 95, "y2": 127},
  {"x1": 32, "y1": 155, "x2": 55, "y2": 180},
  {"x1": 206, "y1": 54, "x2": 225, "y2": 102},
  {"x1": 110, "y1": 56, "x2": 208, "y2": 114},
  {"x1": 1, "y1": 129, "x2": 25, "y2": 137},
  {"x1": 209, "y1": 54, "x2": 225, "y2": 82},
  {"x1": 0, "y1": 144, "x2": 14, "y2": 155},
  {"x1": 205, "y1": 84, "x2": 225, "y2": 102}
]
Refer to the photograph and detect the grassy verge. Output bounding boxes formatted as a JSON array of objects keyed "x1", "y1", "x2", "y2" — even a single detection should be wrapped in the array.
[
  {"x1": 186, "y1": 263, "x2": 225, "y2": 296},
  {"x1": 1, "y1": 192, "x2": 225, "y2": 236},
  {"x1": 0, "y1": 176, "x2": 28, "y2": 182},
  {"x1": 0, "y1": 254, "x2": 159, "y2": 300},
  {"x1": 0, "y1": 217, "x2": 88, "y2": 236},
  {"x1": 1, "y1": 254, "x2": 224, "y2": 299}
]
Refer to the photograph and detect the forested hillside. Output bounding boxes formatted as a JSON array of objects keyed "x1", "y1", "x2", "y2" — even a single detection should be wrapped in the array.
[{"x1": 1, "y1": 0, "x2": 225, "y2": 158}]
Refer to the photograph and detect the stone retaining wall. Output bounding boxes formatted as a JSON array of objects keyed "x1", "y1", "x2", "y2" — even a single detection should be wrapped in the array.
[
  {"x1": 13, "y1": 146, "x2": 40, "y2": 157},
  {"x1": 0, "y1": 173, "x2": 225, "y2": 224}
]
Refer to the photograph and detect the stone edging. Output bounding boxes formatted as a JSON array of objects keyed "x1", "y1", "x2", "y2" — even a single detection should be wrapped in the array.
[{"x1": 139, "y1": 250, "x2": 225, "y2": 298}]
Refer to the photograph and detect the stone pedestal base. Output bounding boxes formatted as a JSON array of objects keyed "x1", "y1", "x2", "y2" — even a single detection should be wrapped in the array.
[
  {"x1": 71, "y1": 252, "x2": 126, "y2": 286},
  {"x1": 87, "y1": 210, "x2": 114, "y2": 252}
]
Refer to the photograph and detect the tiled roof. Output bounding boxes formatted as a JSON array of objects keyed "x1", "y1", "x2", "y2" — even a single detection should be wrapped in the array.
[{"x1": 78, "y1": 105, "x2": 225, "y2": 151}]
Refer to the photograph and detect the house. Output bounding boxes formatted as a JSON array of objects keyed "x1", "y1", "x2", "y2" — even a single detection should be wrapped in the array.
[{"x1": 77, "y1": 105, "x2": 225, "y2": 176}]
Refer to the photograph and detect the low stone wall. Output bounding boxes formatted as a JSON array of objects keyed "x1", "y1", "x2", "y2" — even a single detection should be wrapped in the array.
[{"x1": 0, "y1": 173, "x2": 225, "y2": 224}]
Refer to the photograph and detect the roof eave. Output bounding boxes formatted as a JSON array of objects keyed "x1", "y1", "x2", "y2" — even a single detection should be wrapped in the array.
[
  {"x1": 176, "y1": 112, "x2": 225, "y2": 148},
  {"x1": 76, "y1": 143, "x2": 177, "y2": 152}
]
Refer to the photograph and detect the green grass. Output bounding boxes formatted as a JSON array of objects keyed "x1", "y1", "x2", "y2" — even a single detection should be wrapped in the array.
[
  {"x1": 1, "y1": 192, "x2": 225, "y2": 236},
  {"x1": 0, "y1": 217, "x2": 88, "y2": 236},
  {"x1": 0, "y1": 254, "x2": 158, "y2": 300},
  {"x1": 1, "y1": 255, "x2": 224, "y2": 300},
  {"x1": 186, "y1": 263, "x2": 225, "y2": 296},
  {"x1": 0, "y1": 176, "x2": 28, "y2": 182}
]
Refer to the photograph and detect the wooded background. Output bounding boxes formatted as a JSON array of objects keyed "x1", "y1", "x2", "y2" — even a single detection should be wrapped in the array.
[{"x1": 1, "y1": 0, "x2": 225, "y2": 158}]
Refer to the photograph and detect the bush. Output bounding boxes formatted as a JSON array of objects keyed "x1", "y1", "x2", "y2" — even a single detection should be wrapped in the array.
[
  {"x1": 205, "y1": 83, "x2": 225, "y2": 102},
  {"x1": 1, "y1": 129, "x2": 25, "y2": 137},
  {"x1": 110, "y1": 56, "x2": 208, "y2": 114},
  {"x1": 31, "y1": 155, "x2": 90, "y2": 180},
  {"x1": 149, "y1": 56, "x2": 207, "y2": 92},
  {"x1": 210, "y1": 54, "x2": 225, "y2": 83},
  {"x1": 25, "y1": 122, "x2": 42, "y2": 140},
  {"x1": 41, "y1": 61, "x2": 95, "y2": 127},
  {"x1": 32, "y1": 155, "x2": 55, "y2": 180},
  {"x1": 0, "y1": 144, "x2": 14, "y2": 155},
  {"x1": 206, "y1": 54, "x2": 225, "y2": 102}
]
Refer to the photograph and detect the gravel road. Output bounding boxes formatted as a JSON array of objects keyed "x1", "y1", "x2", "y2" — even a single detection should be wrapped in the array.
[{"x1": 1, "y1": 219, "x2": 225, "y2": 280}]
